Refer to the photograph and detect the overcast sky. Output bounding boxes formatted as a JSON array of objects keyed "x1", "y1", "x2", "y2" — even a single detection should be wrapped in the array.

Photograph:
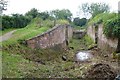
[{"x1": 3, "y1": 0, "x2": 119, "y2": 18}]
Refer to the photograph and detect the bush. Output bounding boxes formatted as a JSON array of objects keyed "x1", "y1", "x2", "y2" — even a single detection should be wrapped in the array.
[
  {"x1": 2, "y1": 14, "x2": 31, "y2": 29},
  {"x1": 73, "y1": 17, "x2": 87, "y2": 26},
  {"x1": 104, "y1": 15, "x2": 120, "y2": 38}
]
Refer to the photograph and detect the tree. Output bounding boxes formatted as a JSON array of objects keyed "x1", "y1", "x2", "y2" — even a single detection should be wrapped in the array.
[
  {"x1": 2, "y1": 15, "x2": 11, "y2": 29},
  {"x1": 38, "y1": 11, "x2": 50, "y2": 20},
  {"x1": 0, "y1": 0, "x2": 8, "y2": 30},
  {"x1": 80, "y1": 3, "x2": 110, "y2": 17},
  {"x1": 73, "y1": 17, "x2": 80, "y2": 26},
  {"x1": 73, "y1": 17, "x2": 87, "y2": 26},
  {"x1": 2, "y1": 14, "x2": 30, "y2": 29},
  {"x1": 50, "y1": 9, "x2": 72, "y2": 21},
  {"x1": 12, "y1": 14, "x2": 30, "y2": 28},
  {"x1": 0, "y1": 0, "x2": 7, "y2": 13},
  {"x1": 25, "y1": 8, "x2": 39, "y2": 19},
  {"x1": 79, "y1": 18, "x2": 87, "y2": 26}
]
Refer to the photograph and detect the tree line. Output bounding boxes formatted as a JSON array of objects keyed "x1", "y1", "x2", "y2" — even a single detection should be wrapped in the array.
[
  {"x1": 1, "y1": 1, "x2": 110, "y2": 30},
  {"x1": 2, "y1": 8, "x2": 74, "y2": 30}
]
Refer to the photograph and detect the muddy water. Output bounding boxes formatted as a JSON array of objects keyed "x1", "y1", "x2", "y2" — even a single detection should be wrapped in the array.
[{"x1": 75, "y1": 51, "x2": 92, "y2": 61}]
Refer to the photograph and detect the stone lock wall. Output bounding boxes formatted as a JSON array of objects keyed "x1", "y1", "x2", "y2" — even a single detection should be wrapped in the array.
[
  {"x1": 87, "y1": 25, "x2": 96, "y2": 43},
  {"x1": 66, "y1": 25, "x2": 73, "y2": 42},
  {"x1": 73, "y1": 30, "x2": 86, "y2": 39},
  {"x1": 26, "y1": 24, "x2": 73, "y2": 49},
  {"x1": 97, "y1": 24, "x2": 118, "y2": 53},
  {"x1": 87, "y1": 24, "x2": 119, "y2": 53}
]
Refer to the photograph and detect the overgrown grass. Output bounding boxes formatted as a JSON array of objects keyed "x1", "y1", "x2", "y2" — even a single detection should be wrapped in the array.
[
  {"x1": 69, "y1": 35, "x2": 94, "y2": 51},
  {"x1": 1, "y1": 18, "x2": 51, "y2": 46},
  {"x1": 2, "y1": 14, "x2": 117, "y2": 77},
  {"x1": 3, "y1": 17, "x2": 85, "y2": 78},
  {"x1": 2, "y1": 51, "x2": 32, "y2": 78},
  {"x1": 2, "y1": 41, "x2": 90, "y2": 78},
  {"x1": 1, "y1": 18, "x2": 53, "y2": 77},
  {"x1": 1, "y1": 17, "x2": 95, "y2": 78},
  {"x1": 2, "y1": 49, "x2": 65, "y2": 78},
  {"x1": 2, "y1": 32, "x2": 94, "y2": 78},
  {"x1": 56, "y1": 19, "x2": 69, "y2": 24},
  {"x1": 88, "y1": 13, "x2": 117, "y2": 25},
  {"x1": 1, "y1": 18, "x2": 70, "y2": 46}
]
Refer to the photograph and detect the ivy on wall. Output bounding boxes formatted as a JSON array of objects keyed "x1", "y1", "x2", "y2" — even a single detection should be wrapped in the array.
[
  {"x1": 88, "y1": 13, "x2": 120, "y2": 38},
  {"x1": 103, "y1": 15, "x2": 120, "y2": 38}
]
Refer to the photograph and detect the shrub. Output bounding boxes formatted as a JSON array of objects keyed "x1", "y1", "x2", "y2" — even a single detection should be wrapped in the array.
[{"x1": 104, "y1": 15, "x2": 120, "y2": 38}]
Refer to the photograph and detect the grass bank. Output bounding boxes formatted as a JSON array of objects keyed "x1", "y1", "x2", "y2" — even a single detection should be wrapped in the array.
[
  {"x1": 2, "y1": 34, "x2": 95, "y2": 78},
  {"x1": 2, "y1": 17, "x2": 96, "y2": 78}
]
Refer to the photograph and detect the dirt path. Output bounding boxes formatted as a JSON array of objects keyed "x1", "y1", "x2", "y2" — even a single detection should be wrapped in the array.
[{"x1": 0, "y1": 30, "x2": 16, "y2": 42}]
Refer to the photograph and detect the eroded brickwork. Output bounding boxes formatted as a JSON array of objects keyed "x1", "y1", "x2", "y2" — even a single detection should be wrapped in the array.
[{"x1": 26, "y1": 24, "x2": 73, "y2": 49}]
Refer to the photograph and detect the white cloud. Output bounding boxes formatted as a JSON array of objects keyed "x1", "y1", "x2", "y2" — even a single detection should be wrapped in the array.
[{"x1": 3, "y1": 0, "x2": 119, "y2": 18}]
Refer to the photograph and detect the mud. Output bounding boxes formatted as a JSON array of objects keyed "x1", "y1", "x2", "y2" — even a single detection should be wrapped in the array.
[{"x1": 85, "y1": 63, "x2": 117, "y2": 80}]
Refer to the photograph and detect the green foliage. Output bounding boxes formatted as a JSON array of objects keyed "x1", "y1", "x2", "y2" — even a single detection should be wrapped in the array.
[
  {"x1": 2, "y1": 14, "x2": 30, "y2": 29},
  {"x1": 88, "y1": 13, "x2": 119, "y2": 38},
  {"x1": 84, "y1": 35, "x2": 94, "y2": 47},
  {"x1": 1, "y1": 18, "x2": 50, "y2": 46},
  {"x1": 73, "y1": 17, "x2": 87, "y2": 26},
  {"x1": 80, "y1": 3, "x2": 110, "y2": 17},
  {"x1": 88, "y1": 13, "x2": 116, "y2": 25},
  {"x1": 2, "y1": 32, "x2": 91, "y2": 78},
  {"x1": 50, "y1": 9, "x2": 72, "y2": 21},
  {"x1": 73, "y1": 17, "x2": 80, "y2": 26},
  {"x1": 69, "y1": 35, "x2": 94, "y2": 51},
  {"x1": 104, "y1": 15, "x2": 120, "y2": 38},
  {"x1": 25, "y1": 8, "x2": 39, "y2": 19},
  {"x1": 56, "y1": 19, "x2": 69, "y2": 24},
  {"x1": 2, "y1": 8, "x2": 72, "y2": 30},
  {"x1": 38, "y1": 11, "x2": 50, "y2": 20},
  {"x1": 1, "y1": 17, "x2": 69, "y2": 47},
  {"x1": 25, "y1": 8, "x2": 51, "y2": 20},
  {"x1": 2, "y1": 51, "x2": 30, "y2": 78},
  {"x1": 2, "y1": 48, "x2": 88, "y2": 78}
]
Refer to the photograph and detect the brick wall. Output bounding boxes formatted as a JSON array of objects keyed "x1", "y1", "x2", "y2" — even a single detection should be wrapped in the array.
[
  {"x1": 87, "y1": 25, "x2": 96, "y2": 43},
  {"x1": 26, "y1": 24, "x2": 73, "y2": 49},
  {"x1": 97, "y1": 24, "x2": 118, "y2": 53},
  {"x1": 87, "y1": 24, "x2": 118, "y2": 53},
  {"x1": 73, "y1": 30, "x2": 86, "y2": 39}
]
